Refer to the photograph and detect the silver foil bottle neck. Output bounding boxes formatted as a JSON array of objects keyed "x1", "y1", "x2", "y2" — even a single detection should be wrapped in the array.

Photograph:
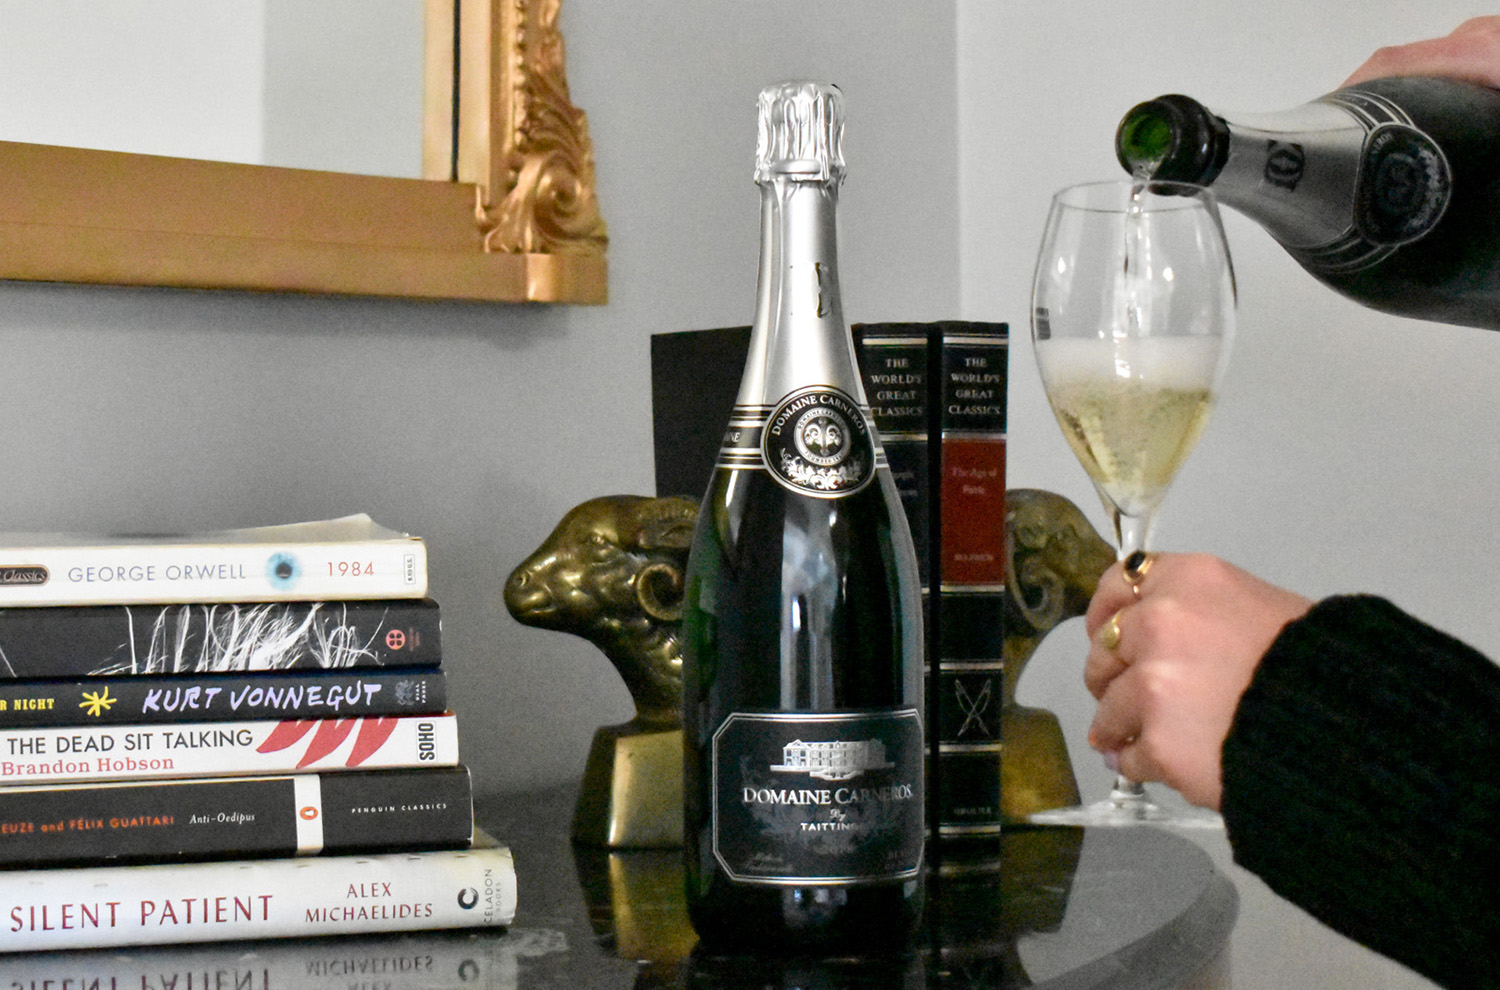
[{"x1": 755, "y1": 81, "x2": 846, "y2": 184}]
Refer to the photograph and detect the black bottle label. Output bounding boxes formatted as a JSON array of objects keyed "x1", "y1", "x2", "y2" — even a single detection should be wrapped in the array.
[
  {"x1": 1289, "y1": 90, "x2": 1453, "y2": 274},
  {"x1": 762, "y1": 387, "x2": 876, "y2": 497},
  {"x1": 1355, "y1": 123, "x2": 1450, "y2": 246},
  {"x1": 710, "y1": 709, "x2": 924, "y2": 885}
]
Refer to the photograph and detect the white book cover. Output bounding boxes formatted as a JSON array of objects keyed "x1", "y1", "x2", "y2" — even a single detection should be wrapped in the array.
[
  {"x1": 0, "y1": 831, "x2": 516, "y2": 952},
  {"x1": 0, "y1": 713, "x2": 459, "y2": 786},
  {"x1": 0, "y1": 515, "x2": 427, "y2": 606}
]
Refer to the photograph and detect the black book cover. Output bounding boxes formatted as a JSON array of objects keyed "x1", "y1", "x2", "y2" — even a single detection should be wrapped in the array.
[
  {"x1": 932, "y1": 324, "x2": 1008, "y2": 844},
  {"x1": 850, "y1": 325, "x2": 935, "y2": 589},
  {"x1": 0, "y1": 599, "x2": 442, "y2": 679},
  {"x1": 852, "y1": 322, "x2": 1009, "y2": 845},
  {"x1": 0, "y1": 766, "x2": 473, "y2": 868},
  {"x1": 651, "y1": 326, "x2": 753, "y2": 500},
  {"x1": 0, "y1": 669, "x2": 446, "y2": 728}
]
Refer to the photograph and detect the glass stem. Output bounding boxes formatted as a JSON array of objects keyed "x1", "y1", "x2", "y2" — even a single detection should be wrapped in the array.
[
  {"x1": 1112, "y1": 509, "x2": 1154, "y2": 563},
  {"x1": 1110, "y1": 507, "x2": 1156, "y2": 801}
]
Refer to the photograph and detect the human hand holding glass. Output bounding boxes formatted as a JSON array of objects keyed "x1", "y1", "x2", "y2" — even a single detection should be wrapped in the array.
[{"x1": 1029, "y1": 180, "x2": 1235, "y2": 826}]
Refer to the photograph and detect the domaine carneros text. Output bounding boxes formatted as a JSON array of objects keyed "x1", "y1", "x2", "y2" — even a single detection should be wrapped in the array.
[{"x1": 741, "y1": 783, "x2": 917, "y2": 806}]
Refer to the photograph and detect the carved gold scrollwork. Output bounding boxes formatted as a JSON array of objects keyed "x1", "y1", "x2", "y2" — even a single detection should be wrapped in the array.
[
  {"x1": 0, "y1": 0, "x2": 606, "y2": 302},
  {"x1": 476, "y1": 0, "x2": 608, "y2": 257}
]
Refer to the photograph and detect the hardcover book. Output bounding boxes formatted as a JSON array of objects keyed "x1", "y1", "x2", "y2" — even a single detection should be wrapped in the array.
[
  {"x1": 0, "y1": 765, "x2": 474, "y2": 868},
  {"x1": 651, "y1": 326, "x2": 752, "y2": 500},
  {"x1": 853, "y1": 322, "x2": 1008, "y2": 846},
  {"x1": 0, "y1": 713, "x2": 460, "y2": 786},
  {"x1": 0, "y1": 668, "x2": 446, "y2": 728},
  {"x1": 0, "y1": 598, "x2": 441, "y2": 679},
  {"x1": 0, "y1": 514, "x2": 427, "y2": 606},
  {"x1": 933, "y1": 324, "x2": 1008, "y2": 843},
  {"x1": 0, "y1": 829, "x2": 514, "y2": 953}
]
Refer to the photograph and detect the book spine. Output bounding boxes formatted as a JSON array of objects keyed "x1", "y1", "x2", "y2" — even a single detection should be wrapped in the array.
[
  {"x1": 934, "y1": 324, "x2": 1008, "y2": 845},
  {"x1": 857, "y1": 323, "x2": 1010, "y2": 846},
  {"x1": 853, "y1": 323, "x2": 942, "y2": 845},
  {"x1": 0, "y1": 670, "x2": 446, "y2": 728},
  {"x1": 0, "y1": 599, "x2": 442, "y2": 679},
  {"x1": 0, "y1": 539, "x2": 427, "y2": 606},
  {"x1": 852, "y1": 325, "x2": 934, "y2": 592},
  {"x1": 0, "y1": 714, "x2": 460, "y2": 786},
  {"x1": 0, "y1": 835, "x2": 514, "y2": 953},
  {"x1": 0, "y1": 766, "x2": 474, "y2": 869}
]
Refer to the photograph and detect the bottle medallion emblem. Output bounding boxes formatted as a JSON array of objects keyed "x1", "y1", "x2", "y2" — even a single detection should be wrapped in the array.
[
  {"x1": 1356, "y1": 123, "x2": 1450, "y2": 246},
  {"x1": 763, "y1": 386, "x2": 875, "y2": 496}
]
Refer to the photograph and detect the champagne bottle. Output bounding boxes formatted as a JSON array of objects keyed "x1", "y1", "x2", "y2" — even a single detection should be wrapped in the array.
[
  {"x1": 1115, "y1": 77, "x2": 1500, "y2": 330},
  {"x1": 681, "y1": 81, "x2": 927, "y2": 953}
]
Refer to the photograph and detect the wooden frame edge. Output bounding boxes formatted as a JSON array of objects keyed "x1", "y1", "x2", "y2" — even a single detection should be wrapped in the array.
[{"x1": 0, "y1": 0, "x2": 606, "y2": 305}]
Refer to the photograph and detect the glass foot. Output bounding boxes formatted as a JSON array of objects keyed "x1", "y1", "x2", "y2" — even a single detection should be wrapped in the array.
[{"x1": 1029, "y1": 784, "x2": 1223, "y2": 828}]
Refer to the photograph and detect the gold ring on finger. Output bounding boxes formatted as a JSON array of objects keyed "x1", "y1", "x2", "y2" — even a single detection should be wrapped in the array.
[
  {"x1": 1097, "y1": 611, "x2": 1122, "y2": 651},
  {"x1": 1123, "y1": 550, "x2": 1155, "y2": 595}
]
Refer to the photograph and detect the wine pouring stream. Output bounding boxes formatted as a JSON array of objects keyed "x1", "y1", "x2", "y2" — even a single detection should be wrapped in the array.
[{"x1": 1029, "y1": 179, "x2": 1234, "y2": 827}]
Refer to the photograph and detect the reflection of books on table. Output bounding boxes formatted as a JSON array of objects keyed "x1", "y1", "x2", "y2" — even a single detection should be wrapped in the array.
[
  {"x1": 0, "y1": 597, "x2": 442, "y2": 678},
  {"x1": 0, "y1": 514, "x2": 427, "y2": 606},
  {"x1": 0, "y1": 922, "x2": 556, "y2": 987},
  {"x1": 0, "y1": 713, "x2": 461, "y2": 785},
  {"x1": 0, "y1": 829, "x2": 515, "y2": 953}
]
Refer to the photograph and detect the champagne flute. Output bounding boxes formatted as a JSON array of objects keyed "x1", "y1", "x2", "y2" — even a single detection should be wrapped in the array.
[{"x1": 1029, "y1": 179, "x2": 1235, "y2": 827}]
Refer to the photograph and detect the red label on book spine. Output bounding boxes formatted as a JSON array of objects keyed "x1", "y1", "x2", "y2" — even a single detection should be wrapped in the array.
[{"x1": 938, "y1": 437, "x2": 1007, "y2": 588}]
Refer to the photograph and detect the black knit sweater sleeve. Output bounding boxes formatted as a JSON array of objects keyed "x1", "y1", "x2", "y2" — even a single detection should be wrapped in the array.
[{"x1": 1220, "y1": 594, "x2": 1500, "y2": 990}]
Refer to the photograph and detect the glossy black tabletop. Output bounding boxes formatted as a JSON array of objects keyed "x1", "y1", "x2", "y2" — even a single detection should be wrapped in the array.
[{"x1": 0, "y1": 787, "x2": 1237, "y2": 989}]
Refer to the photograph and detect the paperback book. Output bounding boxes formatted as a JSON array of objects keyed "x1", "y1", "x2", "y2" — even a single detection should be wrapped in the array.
[
  {"x1": 0, "y1": 668, "x2": 446, "y2": 728},
  {"x1": 0, "y1": 598, "x2": 441, "y2": 679},
  {"x1": 0, "y1": 514, "x2": 427, "y2": 606},
  {"x1": 0, "y1": 713, "x2": 460, "y2": 786},
  {"x1": 0, "y1": 765, "x2": 474, "y2": 868},
  {"x1": 0, "y1": 829, "x2": 514, "y2": 953}
]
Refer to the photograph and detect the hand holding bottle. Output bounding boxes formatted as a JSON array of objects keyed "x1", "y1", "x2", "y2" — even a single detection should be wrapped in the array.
[
  {"x1": 1081, "y1": 554, "x2": 1312, "y2": 810},
  {"x1": 1343, "y1": 16, "x2": 1500, "y2": 88}
]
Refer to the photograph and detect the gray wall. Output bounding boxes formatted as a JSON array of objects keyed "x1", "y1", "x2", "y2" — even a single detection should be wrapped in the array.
[
  {"x1": 0, "y1": 1, "x2": 959, "y2": 798},
  {"x1": 960, "y1": 0, "x2": 1499, "y2": 813}
]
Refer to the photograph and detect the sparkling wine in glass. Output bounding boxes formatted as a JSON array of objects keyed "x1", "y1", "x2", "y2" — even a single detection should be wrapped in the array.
[{"x1": 1029, "y1": 179, "x2": 1235, "y2": 827}]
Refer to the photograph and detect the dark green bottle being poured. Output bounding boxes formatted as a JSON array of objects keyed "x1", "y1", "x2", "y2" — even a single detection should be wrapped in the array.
[{"x1": 1115, "y1": 78, "x2": 1500, "y2": 330}]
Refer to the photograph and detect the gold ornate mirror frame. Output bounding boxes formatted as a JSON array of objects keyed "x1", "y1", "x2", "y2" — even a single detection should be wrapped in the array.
[{"x1": 0, "y1": 0, "x2": 607, "y2": 304}]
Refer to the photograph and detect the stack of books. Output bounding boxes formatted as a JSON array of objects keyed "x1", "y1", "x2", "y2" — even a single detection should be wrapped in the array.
[{"x1": 0, "y1": 515, "x2": 516, "y2": 953}]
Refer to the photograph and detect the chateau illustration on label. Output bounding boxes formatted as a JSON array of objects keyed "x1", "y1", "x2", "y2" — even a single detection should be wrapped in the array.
[{"x1": 770, "y1": 739, "x2": 895, "y2": 781}]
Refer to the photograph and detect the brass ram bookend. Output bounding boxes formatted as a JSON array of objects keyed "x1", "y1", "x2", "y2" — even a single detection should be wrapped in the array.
[
  {"x1": 1002, "y1": 489, "x2": 1116, "y2": 822},
  {"x1": 505, "y1": 495, "x2": 697, "y2": 848}
]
